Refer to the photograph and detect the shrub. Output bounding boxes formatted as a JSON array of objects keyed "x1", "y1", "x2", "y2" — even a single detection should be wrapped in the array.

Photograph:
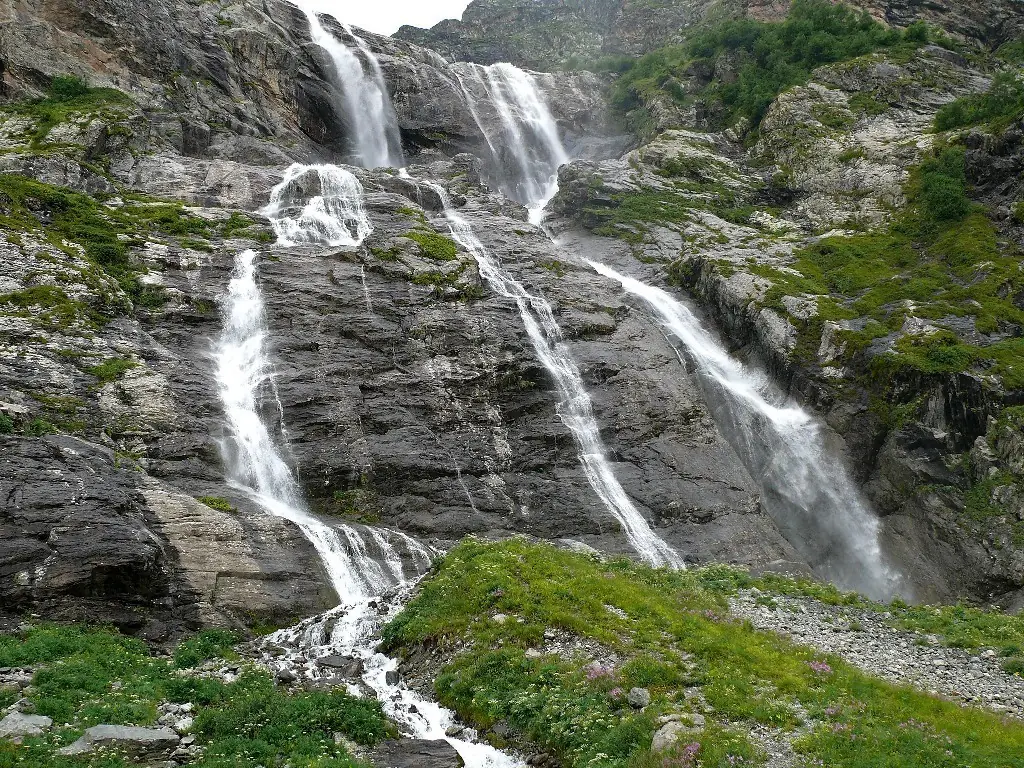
[
  {"x1": 0, "y1": 414, "x2": 12, "y2": 434},
  {"x1": 935, "y1": 72, "x2": 1024, "y2": 133},
  {"x1": 613, "y1": 0, "x2": 918, "y2": 129},
  {"x1": 916, "y1": 146, "x2": 971, "y2": 223},
  {"x1": 47, "y1": 74, "x2": 90, "y2": 100},
  {"x1": 25, "y1": 418, "x2": 57, "y2": 437}
]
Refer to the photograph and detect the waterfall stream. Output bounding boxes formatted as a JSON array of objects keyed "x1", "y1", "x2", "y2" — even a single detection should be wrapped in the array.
[
  {"x1": 588, "y1": 262, "x2": 898, "y2": 599},
  {"x1": 454, "y1": 63, "x2": 568, "y2": 222},
  {"x1": 294, "y1": 3, "x2": 403, "y2": 168},
  {"x1": 216, "y1": 163, "x2": 522, "y2": 768},
  {"x1": 419, "y1": 179, "x2": 684, "y2": 569}
]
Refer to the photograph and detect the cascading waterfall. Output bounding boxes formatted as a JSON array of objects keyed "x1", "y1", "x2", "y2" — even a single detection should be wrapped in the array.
[
  {"x1": 226, "y1": 162, "x2": 521, "y2": 768},
  {"x1": 420, "y1": 179, "x2": 684, "y2": 569},
  {"x1": 454, "y1": 63, "x2": 568, "y2": 221},
  {"x1": 589, "y1": 262, "x2": 898, "y2": 599},
  {"x1": 263, "y1": 163, "x2": 373, "y2": 247},
  {"x1": 294, "y1": 2, "x2": 403, "y2": 168}
]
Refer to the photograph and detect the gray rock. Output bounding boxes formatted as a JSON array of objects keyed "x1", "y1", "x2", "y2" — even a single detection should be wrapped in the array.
[
  {"x1": 0, "y1": 712, "x2": 52, "y2": 742},
  {"x1": 627, "y1": 687, "x2": 651, "y2": 709},
  {"x1": 371, "y1": 738, "x2": 464, "y2": 768},
  {"x1": 58, "y1": 725, "x2": 180, "y2": 757}
]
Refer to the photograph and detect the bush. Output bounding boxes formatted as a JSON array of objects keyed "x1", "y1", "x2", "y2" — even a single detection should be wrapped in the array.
[
  {"x1": 47, "y1": 74, "x2": 90, "y2": 100},
  {"x1": 0, "y1": 414, "x2": 13, "y2": 434},
  {"x1": 935, "y1": 72, "x2": 1024, "y2": 133},
  {"x1": 613, "y1": 0, "x2": 917, "y2": 129},
  {"x1": 916, "y1": 146, "x2": 971, "y2": 223}
]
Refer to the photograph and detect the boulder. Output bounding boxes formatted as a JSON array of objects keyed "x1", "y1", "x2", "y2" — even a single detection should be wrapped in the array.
[
  {"x1": 627, "y1": 687, "x2": 651, "y2": 709},
  {"x1": 58, "y1": 725, "x2": 180, "y2": 757},
  {"x1": 0, "y1": 712, "x2": 52, "y2": 742},
  {"x1": 371, "y1": 738, "x2": 464, "y2": 768}
]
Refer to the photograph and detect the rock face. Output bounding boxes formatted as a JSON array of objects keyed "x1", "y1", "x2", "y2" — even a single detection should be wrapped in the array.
[{"x1": 397, "y1": 0, "x2": 1024, "y2": 69}]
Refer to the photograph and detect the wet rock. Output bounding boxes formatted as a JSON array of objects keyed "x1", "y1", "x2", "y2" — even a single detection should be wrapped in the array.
[
  {"x1": 385, "y1": 670, "x2": 401, "y2": 686},
  {"x1": 317, "y1": 655, "x2": 365, "y2": 677},
  {"x1": 370, "y1": 738, "x2": 464, "y2": 768},
  {"x1": 58, "y1": 725, "x2": 180, "y2": 757}
]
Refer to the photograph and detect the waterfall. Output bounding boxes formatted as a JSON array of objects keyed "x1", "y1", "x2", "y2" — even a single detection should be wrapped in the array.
[
  {"x1": 589, "y1": 262, "x2": 898, "y2": 599},
  {"x1": 263, "y1": 164, "x2": 374, "y2": 247},
  {"x1": 226, "y1": 163, "x2": 522, "y2": 768},
  {"x1": 295, "y1": 3, "x2": 403, "y2": 168},
  {"x1": 454, "y1": 63, "x2": 568, "y2": 220},
  {"x1": 418, "y1": 180, "x2": 683, "y2": 569}
]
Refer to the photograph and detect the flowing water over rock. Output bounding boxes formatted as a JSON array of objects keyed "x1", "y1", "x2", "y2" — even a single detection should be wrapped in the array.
[
  {"x1": 417, "y1": 178, "x2": 684, "y2": 568},
  {"x1": 295, "y1": 3, "x2": 403, "y2": 168},
  {"x1": 588, "y1": 262, "x2": 898, "y2": 599},
  {"x1": 263, "y1": 164, "x2": 374, "y2": 247},
  {"x1": 217, "y1": 163, "x2": 523, "y2": 768},
  {"x1": 454, "y1": 63, "x2": 569, "y2": 219}
]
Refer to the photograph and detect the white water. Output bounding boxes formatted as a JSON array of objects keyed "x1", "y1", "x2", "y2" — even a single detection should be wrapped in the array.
[
  {"x1": 589, "y1": 262, "x2": 897, "y2": 598},
  {"x1": 419, "y1": 180, "x2": 683, "y2": 568},
  {"x1": 454, "y1": 63, "x2": 568, "y2": 220},
  {"x1": 221, "y1": 169, "x2": 521, "y2": 768},
  {"x1": 263, "y1": 164, "x2": 373, "y2": 247},
  {"x1": 295, "y1": 3, "x2": 403, "y2": 168}
]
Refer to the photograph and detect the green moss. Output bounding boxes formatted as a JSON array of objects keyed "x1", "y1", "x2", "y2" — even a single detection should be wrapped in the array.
[
  {"x1": 406, "y1": 230, "x2": 459, "y2": 261},
  {"x1": 88, "y1": 357, "x2": 137, "y2": 384},
  {"x1": 25, "y1": 418, "x2": 57, "y2": 436},
  {"x1": 848, "y1": 92, "x2": 889, "y2": 117},
  {"x1": 1012, "y1": 202, "x2": 1024, "y2": 224},
  {"x1": 384, "y1": 540, "x2": 1024, "y2": 768},
  {"x1": 198, "y1": 496, "x2": 236, "y2": 513},
  {"x1": 0, "y1": 75, "x2": 134, "y2": 148}
]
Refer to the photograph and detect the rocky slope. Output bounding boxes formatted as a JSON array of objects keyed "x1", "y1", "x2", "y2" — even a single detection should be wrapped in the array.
[
  {"x1": 0, "y1": 0, "x2": 803, "y2": 634},
  {"x1": 0, "y1": 0, "x2": 1022, "y2": 641},
  {"x1": 397, "y1": 0, "x2": 1024, "y2": 70}
]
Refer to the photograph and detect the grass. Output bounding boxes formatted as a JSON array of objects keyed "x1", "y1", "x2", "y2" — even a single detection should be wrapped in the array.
[
  {"x1": 197, "y1": 496, "x2": 237, "y2": 514},
  {"x1": 405, "y1": 230, "x2": 459, "y2": 261},
  {"x1": 742, "y1": 145, "x2": 1024, "y2": 389},
  {"x1": 0, "y1": 175, "x2": 247, "y2": 325},
  {"x1": 0, "y1": 624, "x2": 394, "y2": 768},
  {"x1": 610, "y1": 0, "x2": 925, "y2": 133},
  {"x1": 383, "y1": 539, "x2": 1024, "y2": 768},
  {"x1": 88, "y1": 358, "x2": 137, "y2": 385}
]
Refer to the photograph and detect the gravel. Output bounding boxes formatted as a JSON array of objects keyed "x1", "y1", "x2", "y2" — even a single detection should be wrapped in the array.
[{"x1": 729, "y1": 590, "x2": 1024, "y2": 717}]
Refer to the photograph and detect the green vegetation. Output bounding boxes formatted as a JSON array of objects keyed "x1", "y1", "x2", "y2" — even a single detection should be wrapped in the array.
[
  {"x1": 744, "y1": 145, "x2": 1024, "y2": 389},
  {"x1": 88, "y1": 357, "x2": 137, "y2": 385},
  {"x1": 0, "y1": 624, "x2": 394, "y2": 768},
  {"x1": 405, "y1": 230, "x2": 459, "y2": 261},
  {"x1": 0, "y1": 176, "x2": 250, "y2": 325},
  {"x1": 0, "y1": 414, "x2": 12, "y2": 434},
  {"x1": 611, "y1": 0, "x2": 924, "y2": 133},
  {"x1": 384, "y1": 539, "x2": 1024, "y2": 768},
  {"x1": 197, "y1": 496, "x2": 236, "y2": 514},
  {"x1": 935, "y1": 72, "x2": 1024, "y2": 133},
  {"x1": 0, "y1": 75, "x2": 134, "y2": 148}
]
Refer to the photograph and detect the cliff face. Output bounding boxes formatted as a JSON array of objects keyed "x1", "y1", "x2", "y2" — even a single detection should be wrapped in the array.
[
  {"x1": 0, "y1": 0, "x2": 1022, "y2": 637},
  {"x1": 396, "y1": 0, "x2": 1024, "y2": 69}
]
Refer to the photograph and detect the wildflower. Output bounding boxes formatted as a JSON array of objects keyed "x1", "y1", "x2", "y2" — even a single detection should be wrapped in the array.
[
  {"x1": 608, "y1": 687, "x2": 624, "y2": 699},
  {"x1": 808, "y1": 660, "x2": 832, "y2": 674},
  {"x1": 586, "y1": 662, "x2": 615, "y2": 680}
]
